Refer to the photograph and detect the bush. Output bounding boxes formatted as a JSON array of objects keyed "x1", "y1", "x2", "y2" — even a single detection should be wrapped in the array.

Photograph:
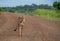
[
  {"x1": 0, "y1": 7, "x2": 3, "y2": 12},
  {"x1": 0, "y1": 7, "x2": 3, "y2": 18}
]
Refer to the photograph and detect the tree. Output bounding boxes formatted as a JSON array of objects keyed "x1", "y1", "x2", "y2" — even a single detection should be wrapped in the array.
[
  {"x1": 53, "y1": 1, "x2": 60, "y2": 18},
  {"x1": 53, "y1": 1, "x2": 60, "y2": 10}
]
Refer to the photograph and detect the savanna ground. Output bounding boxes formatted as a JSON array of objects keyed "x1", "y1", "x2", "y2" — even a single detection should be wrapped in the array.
[{"x1": 0, "y1": 12, "x2": 60, "y2": 41}]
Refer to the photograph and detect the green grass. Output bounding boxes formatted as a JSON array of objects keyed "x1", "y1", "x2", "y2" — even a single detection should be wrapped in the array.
[{"x1": 31, "y1": 9, "x2": 60, "y2": 21}]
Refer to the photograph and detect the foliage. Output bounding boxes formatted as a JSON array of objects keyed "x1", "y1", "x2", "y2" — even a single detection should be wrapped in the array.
[
  {"x1": 53, "y1": 1, "x2": 60, "y2": 10},
  {"x1": 2, "y1": 4, "x2": 52, "y2": 13},
  {"x1": 32, "y1": 9, "x2": 60, "y2": 21},
  {"x1": 0, "y1": 7, "x2": 3, "y2": 18},
  {"x1": 1, "y1": 3, "x2": 60, "y2": 21},
  {"x1": 0, "y1": 7, "x2": 3, "y2": 12},
  {"x1": 0, "y1": 7, "x2": 3, "y2": 17}
]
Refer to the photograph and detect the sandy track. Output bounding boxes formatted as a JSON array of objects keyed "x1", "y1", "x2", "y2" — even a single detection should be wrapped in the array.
[{"x1": 0, "y1": 12, "x2": 60, "y2": 41}]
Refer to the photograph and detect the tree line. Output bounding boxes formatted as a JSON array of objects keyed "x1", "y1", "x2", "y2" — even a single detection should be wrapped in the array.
[
  {"x1": 2, "y1": 4, "x2": 52, "y2": 13},
  {"x1": 0, "y1": 1, "x2": 60, "y2": 13}
]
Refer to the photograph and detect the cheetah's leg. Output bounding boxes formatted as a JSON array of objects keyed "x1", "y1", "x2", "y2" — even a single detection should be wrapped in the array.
[{"x1": 19, "y1": 25, "x2": 23, "y2": 37}]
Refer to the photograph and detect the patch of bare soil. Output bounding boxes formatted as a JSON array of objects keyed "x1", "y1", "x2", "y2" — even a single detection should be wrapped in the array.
[
  {"x1": 0, "y1": 12, "x2": 60, "y2": 41},
  {"x1": 0, "y1": 14, "x2": 6, "y2": 27}
]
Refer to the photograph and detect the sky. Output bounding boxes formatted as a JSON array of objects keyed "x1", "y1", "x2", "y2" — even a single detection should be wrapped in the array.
[{"x1": 0, "y1": 0, "x2": 60, "y2": 7}]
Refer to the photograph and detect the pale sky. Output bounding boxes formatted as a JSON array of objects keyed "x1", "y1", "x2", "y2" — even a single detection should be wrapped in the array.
[{"x1": 0, "y1": 0, "x2": 59, "y2": 7}]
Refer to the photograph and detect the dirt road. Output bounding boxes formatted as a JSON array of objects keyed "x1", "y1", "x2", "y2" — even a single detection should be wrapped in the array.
[{"x1": 0, "y1": 12, "x2": 60, "y2": 41}]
